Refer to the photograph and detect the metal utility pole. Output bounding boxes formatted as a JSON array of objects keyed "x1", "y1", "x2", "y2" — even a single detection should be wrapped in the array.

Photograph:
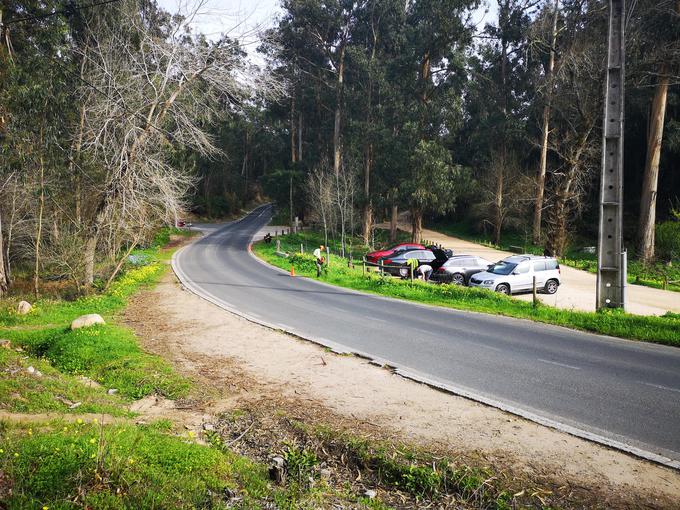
[{"x1": 597, "y1": 0, "x2": 626, "y2": 310}]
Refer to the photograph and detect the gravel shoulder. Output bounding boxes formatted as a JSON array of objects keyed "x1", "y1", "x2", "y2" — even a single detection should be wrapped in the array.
[
  {"x1": 124, "y1": 270, "x2": 680, "y2": 508},
  {"x1": 382, "y1": 222, "x2": 680, "y2": 316}
]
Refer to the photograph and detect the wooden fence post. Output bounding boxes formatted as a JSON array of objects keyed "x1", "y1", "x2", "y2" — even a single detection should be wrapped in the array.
[{"x1": 532, "y1": 276, "x2": 538, "y2": 308}]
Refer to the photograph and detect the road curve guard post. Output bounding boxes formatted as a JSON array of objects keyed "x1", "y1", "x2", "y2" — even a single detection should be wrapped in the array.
[{"x1": 597, "y1": 0, "x2": 626, "y2": 311}]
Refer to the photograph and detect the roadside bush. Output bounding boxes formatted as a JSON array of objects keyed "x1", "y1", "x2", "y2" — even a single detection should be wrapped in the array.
[
  {"x1": 289, "y1": 253, "x2": 319, "y2": 274},
  {"x1": 656, "y1": 220, "x2": 680, "y2": 262}
]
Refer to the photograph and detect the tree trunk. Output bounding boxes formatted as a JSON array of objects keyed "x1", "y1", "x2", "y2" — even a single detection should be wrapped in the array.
[
  {"x1": 289, "y1": 175, "x2": 294, "y2": 229},
  {"x1": 298, "y1": 109, "x2": 303, "y2": 162},
  {"x1": 411, "y1": 209, "x2": 423, "y2": 243},
  {"x1": 333, "y1": 43, "x2": 346, "y2": 178},
  {"x1": 533, "y1": 0, "x2": 559, "y2": 245},
  {"x1": 362, "y1": 24, "x2": 378, "y2": 247},
  {"x1": 494, "y1": 165, "x2": 504, "y2": 246},
  {"x1": 0, "y1": 208, "x2": 8, "y2": 296},
  {"x1": 104, "y1": 238, "x2": 139, "y2": 291},
  {"x1": 362, "y1": 143, "x2": 373, "y2": 245},
  {"x1": 548, "y1": 195, "x2": 568, "y2": 257},
  {"x1": 495, "y1": 14, "x2": 509, "y2": 248},
  {"x1": 637, "y1": 68, "x2": 670, "y2": 264},
  {"x1": 34, "y1": 146, "x2": 45, "y2": 298},
  {"x1": 390, "y1": 204, "x2": 398, "y2": 243},
  {"x1": 290, "y1": 96, "x2": 297, "y2": 163},
  {"x1": 0, "y1": 9, "x2": 9, "y2": 295}
]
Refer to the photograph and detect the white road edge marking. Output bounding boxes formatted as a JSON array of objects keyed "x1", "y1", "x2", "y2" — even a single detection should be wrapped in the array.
[
  {"x1": 537, "y1": 358, "x2": 581, "y2": 370},
  {"x1": 641, "y1": 382, "x2": 680, "y2": 394},
  {"x1": 171, "y1": 206, "x2": 680, "y2": 472}
]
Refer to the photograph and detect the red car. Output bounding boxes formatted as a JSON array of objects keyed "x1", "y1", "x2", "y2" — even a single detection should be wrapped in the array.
[{"x1": 365, "y1": 243, "x2": 427, "y2": 264}]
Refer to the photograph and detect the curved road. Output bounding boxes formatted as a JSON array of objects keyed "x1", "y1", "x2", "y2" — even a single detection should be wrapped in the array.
[{"x1": 174, "y1": 205, "x2": 680, "y2": 468}]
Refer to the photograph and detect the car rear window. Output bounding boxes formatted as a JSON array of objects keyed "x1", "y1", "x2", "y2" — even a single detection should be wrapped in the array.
[
  {"x1": 546, "y1": 259, "x2": 558, "y2": 270},
  {"x1": 446, "y1": 258, "x2": 467, "y2": 266},
  {"x1": 533, "y1": 261, "x2": 547, "y2": 272}
]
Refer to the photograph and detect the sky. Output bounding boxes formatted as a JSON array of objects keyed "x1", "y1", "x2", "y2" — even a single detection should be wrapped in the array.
[{"x1": 157, "y1": 0, "x2": 499, "y2": 60}]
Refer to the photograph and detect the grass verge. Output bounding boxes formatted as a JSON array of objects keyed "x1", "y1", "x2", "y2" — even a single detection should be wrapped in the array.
[
  {"x1": 0, "y1": 420, "x2": 300, "y2": 509},
  {"x1": 253, "y1": 232, "x2": 680, "y2": 346},
  {"x1": 1, "y1": 232, "x2": 191, "y2": 410}
]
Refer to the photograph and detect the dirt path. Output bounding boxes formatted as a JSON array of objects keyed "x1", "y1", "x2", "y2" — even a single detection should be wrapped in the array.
[
  {"x1": 377, "y1": 220, "x2": 680, "y2": 316},
  {"x1": 123, "y1": 271, "x2": 680, "y2": 508}
]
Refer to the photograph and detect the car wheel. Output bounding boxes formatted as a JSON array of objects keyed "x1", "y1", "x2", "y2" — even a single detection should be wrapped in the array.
[
  {"x1": 399, "y1": 268, "x2": 409, "y2": 278},
  {"x1": 544, "y1": 279, "x2": 559, "y2": 295},
  {"x1": 452, "y1": 273, "x2": 465, "y2": 286},
  {"x1": 495, "y1": 283, "x2": 511, "y2": 295}
]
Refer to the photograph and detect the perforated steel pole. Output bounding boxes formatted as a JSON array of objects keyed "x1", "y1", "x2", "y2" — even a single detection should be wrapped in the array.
[{"x1": 597, "y1": 0, "x2": 626, "y2": 310}]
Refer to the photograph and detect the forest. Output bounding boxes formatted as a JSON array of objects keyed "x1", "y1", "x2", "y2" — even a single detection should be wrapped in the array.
[{"x1": 0, "y1": 0, "x2": 679, "y2": 296}]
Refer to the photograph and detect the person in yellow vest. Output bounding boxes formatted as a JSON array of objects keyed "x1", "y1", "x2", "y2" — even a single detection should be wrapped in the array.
[
  {"x1": 313, "y1": 245, "x2": 325, "y2": 277},
  {"x1": 405, "y1": 256, "x2": 419, "y2": 279}
]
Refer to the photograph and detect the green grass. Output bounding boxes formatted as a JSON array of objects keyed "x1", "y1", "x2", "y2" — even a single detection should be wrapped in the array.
[
  {"x1": 0, "y1": 347, "x2": 130, "y2": 416},
  {"x1": 254, "y1": 233, "x2": 680, "y2": 347},
  {"x1": 0, "y1": 421, "x2": 288, "y2": 509},
  {"x1": 2, "y1": 324, "x2": 189, "y2": 400},
  {"x1": 429, "y1": 218, "x2": 680, "y2": 292}
]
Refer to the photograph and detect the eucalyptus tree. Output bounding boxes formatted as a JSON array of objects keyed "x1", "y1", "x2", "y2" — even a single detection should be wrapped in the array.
[
  {"x1": 629, "y1": 0, "x2": 680, "y2": 263},
  {"x1": 390, "y1": 0, "x2": 479, "y2": 242},
  {"x1": 459, "y1": 0, "x2": 538, "y2": 245}
]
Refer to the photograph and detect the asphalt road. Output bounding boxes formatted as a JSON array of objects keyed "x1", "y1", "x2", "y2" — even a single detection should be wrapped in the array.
[{"x1": 174, "y1": 205, "x2": 680, "y2": 467}]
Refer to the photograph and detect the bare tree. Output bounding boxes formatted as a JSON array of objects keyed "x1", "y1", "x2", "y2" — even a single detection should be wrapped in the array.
[
  {"x1": 334, "y1": 160, "x2": 357, "y2": 257},
  {"x1": 532, "y1": 0, "x2": 561, "y2": 244},
  {"x1": 306, "y1": 163, "x2": 334, "y2": 247},
  {"x1": 77, "y1": 1, "x2": 283, "y2": 285},
  {"x1": 543, "y1": 17, "x2": 603, "y2": 257}
]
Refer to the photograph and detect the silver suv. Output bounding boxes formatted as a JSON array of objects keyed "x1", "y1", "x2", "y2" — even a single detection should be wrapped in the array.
[{"x1": 468, "y1": 255, "x2": 561, "y2": 295}]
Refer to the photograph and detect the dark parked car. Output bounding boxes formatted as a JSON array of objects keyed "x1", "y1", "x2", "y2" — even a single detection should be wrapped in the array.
[
  {"x1": 379, "y1": 249, "x2": 436, "y2": 277},
  {"x1": 429, "y1": 255, "x2": 494, "y2": 285},
  {"x1": 365, "y1": 243, "x2": 426, "y2": 264}
]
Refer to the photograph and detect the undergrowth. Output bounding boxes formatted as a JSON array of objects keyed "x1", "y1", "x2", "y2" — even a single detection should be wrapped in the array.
[{"x1": 0, "y1": 421, "x2": 286, "y2": 509}]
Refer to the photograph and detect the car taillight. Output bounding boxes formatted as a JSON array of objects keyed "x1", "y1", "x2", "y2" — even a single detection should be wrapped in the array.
[
  {"x1": 437, "y1": 267, "x2": 445, "y2": 272},
  {"x1": 384, "y1": 259, "x2": 392, "y2": 265}
]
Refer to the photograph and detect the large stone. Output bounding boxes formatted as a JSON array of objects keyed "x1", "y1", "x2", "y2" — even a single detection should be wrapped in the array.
[
  {"x1": 71, "y1": 313, "x2": 106, "y2": 330},
  {"x1": 17, "y1": 301, "x2": 32, "y2": 315}
]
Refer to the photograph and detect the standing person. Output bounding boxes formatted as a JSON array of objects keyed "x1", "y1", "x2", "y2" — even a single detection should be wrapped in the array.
[
  {"x1": 313, "y1": 245, "x2": 325, "y2": 277},
  {"x1": 417, "y1": 263, "x2": 433, "y2": 281}
]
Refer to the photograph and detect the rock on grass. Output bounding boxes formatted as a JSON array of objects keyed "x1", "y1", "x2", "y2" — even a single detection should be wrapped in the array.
[{"x1": 71, "y1": 314, "x2": 106, "y2": 330}]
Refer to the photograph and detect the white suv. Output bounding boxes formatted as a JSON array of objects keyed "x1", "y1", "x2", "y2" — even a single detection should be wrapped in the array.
[{"x1": 468, "y1": 255, "x2": 561, "y2": 295}]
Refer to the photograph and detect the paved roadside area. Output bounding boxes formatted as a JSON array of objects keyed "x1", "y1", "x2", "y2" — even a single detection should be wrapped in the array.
[{"x1": 384, "y1": 223, "x2": 680, "y2": 316}]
